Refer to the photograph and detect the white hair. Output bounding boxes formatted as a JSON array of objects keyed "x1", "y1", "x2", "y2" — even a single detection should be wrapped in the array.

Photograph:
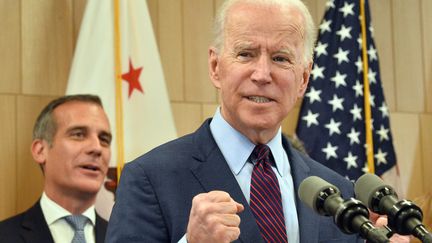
[{"x1": 212, "y1": 0, "x2": 316, "y2": 63}]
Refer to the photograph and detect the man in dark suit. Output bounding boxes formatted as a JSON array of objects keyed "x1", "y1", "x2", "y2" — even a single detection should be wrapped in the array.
[
  {"x1": 107, "y1": 0, "x2": 372, "y2": 242},
  {"x1": 0, "y1": 95, "x2": 112, "y2": 243}
]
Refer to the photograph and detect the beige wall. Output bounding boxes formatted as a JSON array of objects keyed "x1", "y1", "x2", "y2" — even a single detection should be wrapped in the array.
[{"x1": 0, "y1": 0, "x2": 431, "y2": 220}]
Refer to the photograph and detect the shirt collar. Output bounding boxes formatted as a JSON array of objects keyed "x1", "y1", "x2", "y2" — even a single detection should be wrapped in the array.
[
  {"x1": 40, "y1": 192, "x2": 96, "y2": 226},
  {"x1": 266, "y1": 132, "x2": 288, "y2": 177},
  {"x1": 210, "y1": 108, "x2": 288, "y2": 177}
]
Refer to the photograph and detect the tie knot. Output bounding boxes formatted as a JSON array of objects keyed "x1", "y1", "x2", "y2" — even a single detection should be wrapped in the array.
[
  {"x1": 64, "y1": 215, "x2": 88, "y2": 231},
  {"x1": 252, "y1": 144, "x2": 272, "y2": 165}
]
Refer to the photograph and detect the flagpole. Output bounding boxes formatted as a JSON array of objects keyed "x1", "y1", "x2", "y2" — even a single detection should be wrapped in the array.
[
  {"x1": 360, "y1": 0, "x2": 375, "y2": 174},
  {"x1": 113, "y1": 0, "x2": 125, "y2": 181}
]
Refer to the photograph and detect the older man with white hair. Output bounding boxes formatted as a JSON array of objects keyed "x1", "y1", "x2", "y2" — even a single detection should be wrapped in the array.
[{"x1": 106, "y1": 0, "x2": 407, "y2": 242}]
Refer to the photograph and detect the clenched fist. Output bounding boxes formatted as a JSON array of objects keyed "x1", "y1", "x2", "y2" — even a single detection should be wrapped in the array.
[{"x1": 186, "y1": 191, "x2": 244, "y2": 243}]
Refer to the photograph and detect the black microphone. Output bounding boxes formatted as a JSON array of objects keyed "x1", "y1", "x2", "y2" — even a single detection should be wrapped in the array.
[
  {"x1": 355, "y1": 173, "x2": 432, "y2": 243},
  {"x1": 298, "y1": 176, "x2": 391, "y2": 243}
]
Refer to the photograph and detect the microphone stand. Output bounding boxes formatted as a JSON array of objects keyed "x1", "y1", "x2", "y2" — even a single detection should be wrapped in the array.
[
  {"x1": 331, "y1": 198, "x2": 391, "y2": 243},
  {"x1": 319, "y1": 189, "x2": 391, "y2": 243}
]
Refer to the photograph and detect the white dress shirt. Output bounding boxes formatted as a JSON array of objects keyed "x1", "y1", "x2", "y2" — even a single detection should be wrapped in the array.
[{"x1": 40, "y1": 192, "x2": 96, "y2": 243}]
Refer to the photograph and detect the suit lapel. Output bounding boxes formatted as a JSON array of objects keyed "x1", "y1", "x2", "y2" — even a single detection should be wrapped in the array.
[
  {"x1": 95, "y1": 213, "x2": 108, "y2": 243},
  {"x1": 282, "y1": 137, "x2": 320, "y2": 243},
  {"x1": 19, "y1": 201, "x2": 107, "y2": 243},
  {"x1": 20, "y1": 201, "x2": 54, "y2": 243},
  {"x1": 189, "y1": 121, "x2": 321, "y2": 242},
  {"x1": 190, "y1": 120, "x2": 264, "y2": 243}
]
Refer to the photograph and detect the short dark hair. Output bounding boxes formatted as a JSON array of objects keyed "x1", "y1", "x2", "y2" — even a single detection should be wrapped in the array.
[{"x1": 32, "y1": 94, "x2": 103, "y2": 145}]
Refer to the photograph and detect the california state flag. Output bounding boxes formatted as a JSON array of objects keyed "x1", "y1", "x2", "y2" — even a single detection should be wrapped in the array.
[{"x1": 66, "y1": 0, "x2": 177, "y2": 219}]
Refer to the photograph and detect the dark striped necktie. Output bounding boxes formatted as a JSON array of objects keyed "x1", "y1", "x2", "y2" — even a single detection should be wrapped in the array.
[{"x1": 250, "y1": 144, "x2": 288, "y2": 243}]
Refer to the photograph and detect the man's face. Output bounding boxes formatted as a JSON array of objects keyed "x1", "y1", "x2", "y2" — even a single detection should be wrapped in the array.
[
  {"x1": 209, "y1": 3, "x2": 311, "y2": 144},
  {"x1": 33, "y1": 101, "x2": 112, "y2": 199}
]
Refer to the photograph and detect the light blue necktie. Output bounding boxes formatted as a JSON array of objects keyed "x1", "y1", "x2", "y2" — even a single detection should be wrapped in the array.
[{"x1": 64, "y1": 215, "x2": 88, "y2": 243}]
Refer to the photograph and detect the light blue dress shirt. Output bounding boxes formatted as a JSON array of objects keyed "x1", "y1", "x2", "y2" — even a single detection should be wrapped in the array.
[{"x1": 209, "y1": 108, "x2": 300, "y2": 243}]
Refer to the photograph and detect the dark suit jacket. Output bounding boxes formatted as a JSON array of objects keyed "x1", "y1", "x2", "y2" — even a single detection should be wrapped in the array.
[
  {"x1": 106, "y1": 119, "x2": 363, "y2": 243},
  {"x1": 0, "y1": 201, "x2": 107, "y2": 243}
]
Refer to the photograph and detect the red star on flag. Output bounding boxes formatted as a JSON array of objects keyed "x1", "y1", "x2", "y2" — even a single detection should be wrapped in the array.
[{"x1": 122, "y1": 58, "x2": 144, "y2": 98}]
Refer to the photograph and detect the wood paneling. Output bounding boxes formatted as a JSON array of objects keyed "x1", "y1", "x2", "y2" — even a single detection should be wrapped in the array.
[
  {"x1": 183, "y1": 0, "x2": 217, "y2": 102},
  {"x1": 158, "y1": 0, "x2": 184, "y2": 101},
  {"x1": 16, "y1": 95, "x2": 55, "y2": 213},
  {"x1": 172, "y1": 102, "x2": 202, "y2": 137},
  {"x1": 390, "y1": 113, "x2": 423, "y2": 199},
  {"x1": 21, "y1": 0, "x2": 74, "y2": 95},
  {"x1": 314, "y1": 0, "x2": 327, "y2": 24},
  {"x1": 420, "y1": 115, "x2": 432, "y2": 193},
  {"x1": 0, "y1": 0, "x2": 20, "y2": 93},
  {"x1": 302, "y1": 0, "x2": 317, "y2": 25},
  {"x1": 202, "y1": 103, "x2": 218, "y2": 120},
  {"x1": 370, "y1": 0, "x2": 396, "y2": 111},
  {"x1": 392, "y1": 0, "x2": 424, "y2": 112},
  {"x1": 73, "y1": 0, "x2": 87, "y2": 44},
  {"x1": 421, "y1": 0, "x2": 432, "y2": 112},
  {"x1": 0, "y1": 95, "x2": 17, "y2": 219}
]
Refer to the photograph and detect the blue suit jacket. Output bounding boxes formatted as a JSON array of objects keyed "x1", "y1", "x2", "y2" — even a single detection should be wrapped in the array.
[
  {"x1": 107, "y1": 119, "x2": 363, "y2": 243},
  {"x1": 0, "y1": 201, "x2": 107, "y2": 243}
]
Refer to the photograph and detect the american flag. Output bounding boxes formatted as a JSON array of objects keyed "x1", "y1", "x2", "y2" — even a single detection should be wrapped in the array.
[{"x1": 296, "y1": 0, "x2": 397, "y2": 180}]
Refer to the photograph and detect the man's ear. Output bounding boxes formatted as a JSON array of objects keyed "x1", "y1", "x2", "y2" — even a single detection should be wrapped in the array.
[
  {"x1": 31, "y1": 139, "x2": 48, "y2": 166},
  {"x1": 298, "y1": 61, "x2": 312, "y2": 97},
  {"x1": 208, "y1": 47, "x2": 221, "y2": 89}
]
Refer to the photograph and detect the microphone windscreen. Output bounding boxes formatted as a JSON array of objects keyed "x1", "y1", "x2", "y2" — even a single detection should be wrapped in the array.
[
  {"x1": 298, "y1": 176, "x2": 339, "y2": 212},
  {"x1": 354, "y1": 173, "x2": 391, "y2": 208}
]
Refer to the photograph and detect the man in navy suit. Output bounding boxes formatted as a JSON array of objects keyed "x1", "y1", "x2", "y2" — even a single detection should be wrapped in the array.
[
  {"x1": 0, "y1": 95, "x2": 112, "y2": 243},
  {"x1": 107, "y1": 0, "x2": 375, "y2": 242}
]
